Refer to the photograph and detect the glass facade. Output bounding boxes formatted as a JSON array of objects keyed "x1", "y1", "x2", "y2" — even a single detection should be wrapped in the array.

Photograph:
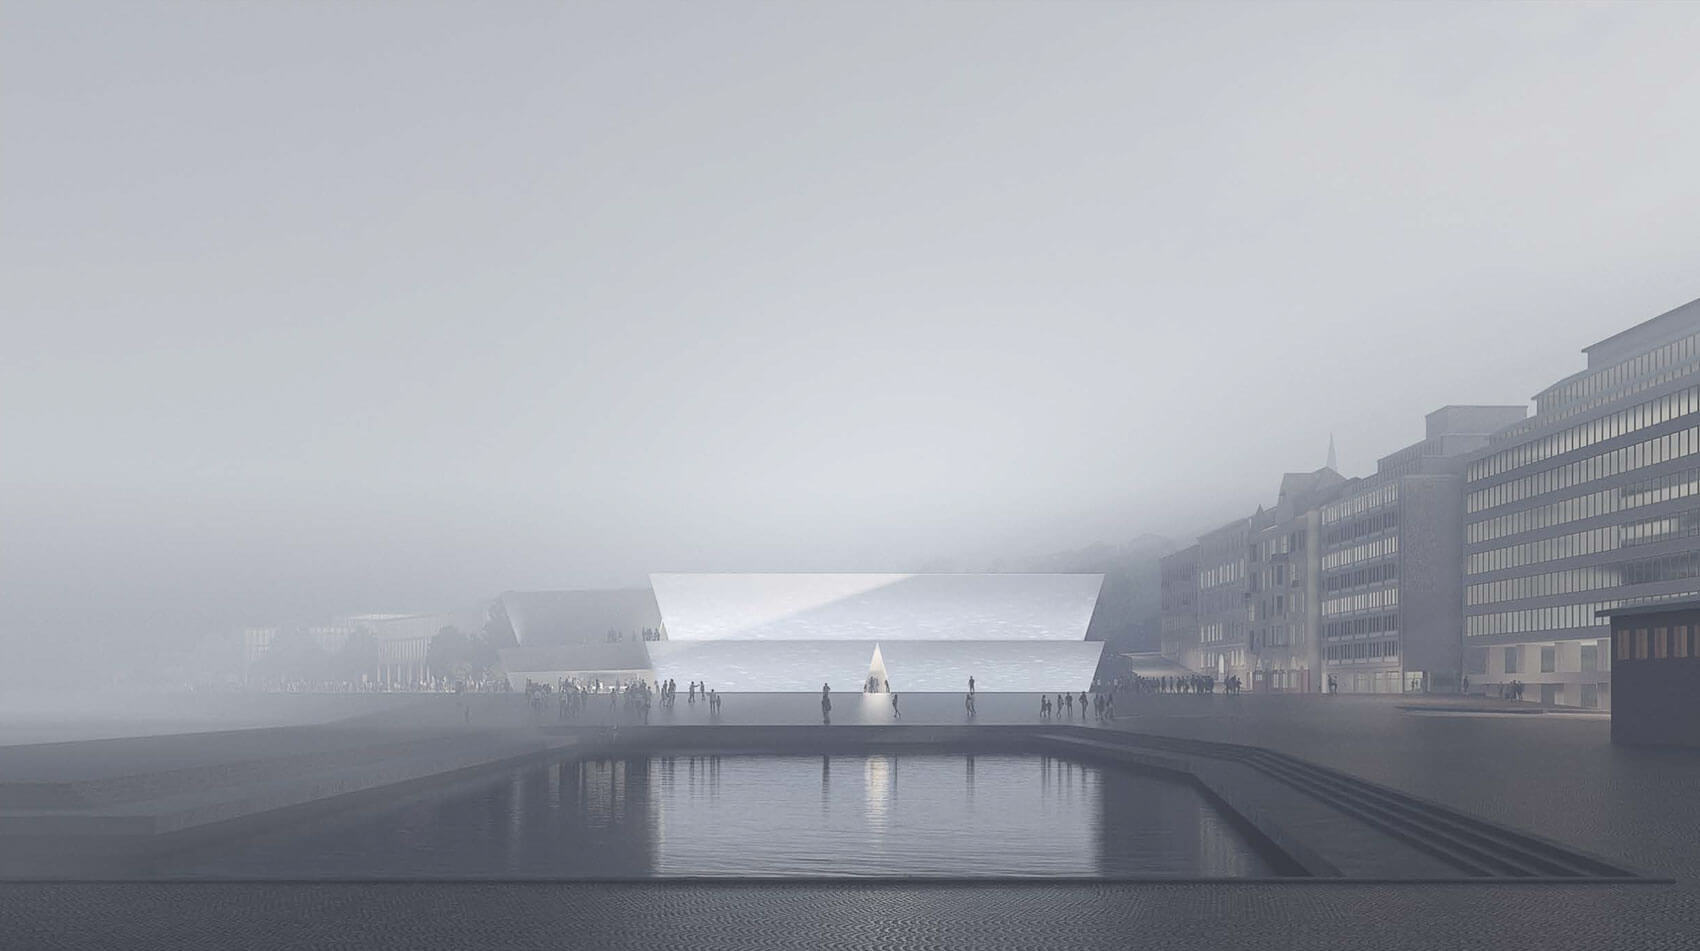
[
  {"x1": 1467, "y1": 466, "x2": 1700, "y2": 543},
  {"x1": 1467, "y1": 427, "x2": 1700, "y2": 513},
  {"x1": 1463, "y1": 301, "x2": 1700, "y2": 707}
]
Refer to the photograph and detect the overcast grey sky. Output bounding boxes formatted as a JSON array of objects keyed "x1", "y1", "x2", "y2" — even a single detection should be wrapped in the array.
[{"x1": 4, "y1": 2, "x2": 1700, "y2": 664}]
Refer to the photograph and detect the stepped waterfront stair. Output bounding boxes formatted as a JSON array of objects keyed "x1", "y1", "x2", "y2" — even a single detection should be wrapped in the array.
[{"x1": 1040, "y1": 728, "x2": 1639, "y2": 881}]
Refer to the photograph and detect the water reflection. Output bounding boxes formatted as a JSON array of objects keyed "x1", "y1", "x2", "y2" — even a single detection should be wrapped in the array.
[
  {"x1": 865, "y1": 754, "x2": 892, "y2": 832},
  {"x1": 158, "y1": 754, "x2": 1276, "y2": 879}
]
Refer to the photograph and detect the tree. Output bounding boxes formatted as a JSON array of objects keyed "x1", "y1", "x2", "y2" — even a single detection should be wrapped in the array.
[
  {"x1": 332, "y1": 628, "x2": 383, "y2": 684},
  {"x1": 427, "y1": 626, "x2": 469, "y2": 678},
  {"x1": 482, "y1": 601, "x2": 518, "y2": 649},
  {"x1": 252, "y1": 626, "x2": 330, "y2": 684}
]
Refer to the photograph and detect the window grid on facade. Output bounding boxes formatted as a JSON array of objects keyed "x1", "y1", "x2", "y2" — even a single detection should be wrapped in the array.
[
  {"x1": 1470, "y1": 385, "x2": 1700, "y2": 482},
  {"x1": 1465, "y1": 466, "x2": 1700, "y2": 545},
  {"x1": 1534, "y1": 333, "x2": 1700, "y2": 415},
  {"x1": 1467, "y1": 427, "x2": 1700, "y2": 514}
]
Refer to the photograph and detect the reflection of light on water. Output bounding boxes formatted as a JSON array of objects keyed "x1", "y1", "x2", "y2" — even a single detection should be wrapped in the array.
[
  {"x1": 821, "y1": 756, "x2": 831, "y2": 816},
  {"x1": 685, "y1": 755, "x2": 720, "y2": 805},
  {"x1": 865, "y1": 755, "x2": 893, "y2": 831},
  {"x1": 653, "y1": 758, "x2": 670, "y2": 855},
  {"x1": 506, "y1": 770, "x2": 526, "y2": 865},
  {"x1": 1197, "y1": 808, "x2": 1256, "y2": 876}
]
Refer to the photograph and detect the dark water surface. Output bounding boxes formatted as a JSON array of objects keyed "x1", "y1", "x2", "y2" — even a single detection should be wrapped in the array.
[{"x1": 155, "y1": 754, "x2": 1274, "y2": 879}]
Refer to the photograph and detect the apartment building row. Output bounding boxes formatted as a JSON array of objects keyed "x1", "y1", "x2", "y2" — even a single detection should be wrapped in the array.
[{"x1": 1160, "y1": 296, "x2": 1700, "y2": 707}]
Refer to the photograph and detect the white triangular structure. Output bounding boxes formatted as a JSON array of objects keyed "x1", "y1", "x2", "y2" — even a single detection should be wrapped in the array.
[{"x1": 647, "y1": 573, "x2": 1104, "y2": 692}]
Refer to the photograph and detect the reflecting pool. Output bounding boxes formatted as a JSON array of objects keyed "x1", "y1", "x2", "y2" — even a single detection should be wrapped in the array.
[{"x1": 156, "y1": 754, "x2": 1275, "y2": 879}]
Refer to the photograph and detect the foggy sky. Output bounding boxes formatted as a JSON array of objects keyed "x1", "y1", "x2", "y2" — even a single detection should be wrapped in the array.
[{"x1": 4, "y1": 2, "x2": 1700, "y2": 672}]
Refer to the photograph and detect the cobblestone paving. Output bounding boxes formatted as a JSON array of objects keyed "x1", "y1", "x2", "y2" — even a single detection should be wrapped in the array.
[{"x1": 3, "y1": 881, "x2": 1696, "y2": 951}]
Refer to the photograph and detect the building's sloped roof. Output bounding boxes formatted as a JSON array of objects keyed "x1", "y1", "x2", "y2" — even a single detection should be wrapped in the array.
[
  {"x1": 1122, "y1": 651, "x2": 1198, "y2": 677},
  {"x1": 649, "y1": 573, "x2": 1103, "y2": 642},
  {"x1": 499, "y1": 642, "x2": 653, "y2": 675},
  {"x1": 1582, "y1": 296, "x2": 1700, "y2": 366},
  {"x1": 498, "y1": 589, "x2": 661, "y2": 646}
]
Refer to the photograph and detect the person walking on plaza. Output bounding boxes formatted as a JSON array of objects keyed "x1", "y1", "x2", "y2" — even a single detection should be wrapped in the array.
[
  {"x1": 821, "y1": 682, "x2": 832, "y2": 724},
  {"x1": 891, "y1": 691, "x2": 900, "y2": 719},
  {"x1": 968, "y1": 675, "x2": 975, "y2": 695}
]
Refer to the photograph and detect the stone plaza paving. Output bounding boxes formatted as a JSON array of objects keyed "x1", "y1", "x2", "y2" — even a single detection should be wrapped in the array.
[{"x1": 3, "y1": 691, "x2": 1698, "y2": 950}]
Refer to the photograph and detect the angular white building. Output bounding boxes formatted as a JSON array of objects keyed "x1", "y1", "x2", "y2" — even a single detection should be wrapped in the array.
[{"x1": 646, "y1": 573, "x2": 1104, "y2": 692}]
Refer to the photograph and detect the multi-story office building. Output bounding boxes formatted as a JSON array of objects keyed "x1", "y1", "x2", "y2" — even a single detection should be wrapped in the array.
[
  {"x1": 1463, "y1": 297, "x2": 1700, "y2": 708},
  {"x1": 1195, "y1": 519, "x2": 1249, "y2": 677},
  {"x1": 1245, "y1": 468, "x2": 1347, "y2": 692},
  {"x1": 1319, "y1": 406, "x2": 1526, "y2": 695},
  {"x1": 1158, "y1": 544, "x2": 1201, "y2": 672}
]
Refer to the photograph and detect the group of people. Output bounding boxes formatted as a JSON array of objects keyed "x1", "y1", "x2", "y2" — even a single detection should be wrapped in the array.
[
  {"x1": 1124, "y1": 673, "x2": 1221, "y2": 695},
  {"x1": 1038, "y1": 689, "x2": 1115, "y2": 721},
  {"x1": 522, "y1": 676, "x2": 733, "y2": 724},
  {"x1": 817, "y1": 675, "x2": 1131, "y2": 723},
  {"x1": 671, "y1": 679, "x2": 720, "y2": 712}
]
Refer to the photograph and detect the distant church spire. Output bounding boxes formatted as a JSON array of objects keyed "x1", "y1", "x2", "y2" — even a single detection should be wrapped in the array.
[{"x1": 1326, "y1": 433, "x2": 1338, "y2": 471}]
